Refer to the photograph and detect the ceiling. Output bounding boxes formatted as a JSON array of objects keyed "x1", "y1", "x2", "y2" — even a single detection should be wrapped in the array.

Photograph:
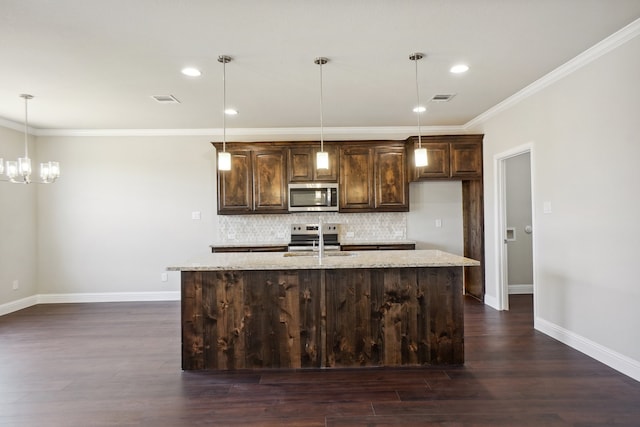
[{"x1": 1, "y1": 0, "x2": 640, "y2": 135}]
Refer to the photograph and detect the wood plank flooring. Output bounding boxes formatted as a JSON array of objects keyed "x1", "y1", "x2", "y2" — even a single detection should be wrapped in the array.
[{"x1": 1, "y1": 295, "x2": 638, "y2": 426}]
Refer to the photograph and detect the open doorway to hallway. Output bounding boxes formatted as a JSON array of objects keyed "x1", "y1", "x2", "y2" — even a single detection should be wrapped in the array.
[
  {"x1": 495, "y1": 144, "x2": 535, "y2": 313},
  {"x1": 505, "y1": 152, "x2": 533, "y2": 309}
]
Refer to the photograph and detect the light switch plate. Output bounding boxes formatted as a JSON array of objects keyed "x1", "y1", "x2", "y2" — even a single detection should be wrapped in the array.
[{"x1": 191, "y1": 211, "x2": 201, "y2": 220}]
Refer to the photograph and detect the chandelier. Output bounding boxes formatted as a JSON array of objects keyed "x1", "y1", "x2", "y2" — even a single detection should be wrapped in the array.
[
  {"x1": 0, "y1": 94, "x2": 60, "y2": 184},
  {"x1": 410, "y1": 53, "x2": 428, "y2": 167}
]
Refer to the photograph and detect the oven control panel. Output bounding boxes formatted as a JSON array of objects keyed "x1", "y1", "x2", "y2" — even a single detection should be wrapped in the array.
[{"x1": 290, "y1": 223, "x2": 339, "y2": 235}]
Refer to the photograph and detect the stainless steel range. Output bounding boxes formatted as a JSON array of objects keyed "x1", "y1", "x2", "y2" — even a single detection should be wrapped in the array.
[{"x1": 288, "y1": 223, "x2": 340, "y2": 252}]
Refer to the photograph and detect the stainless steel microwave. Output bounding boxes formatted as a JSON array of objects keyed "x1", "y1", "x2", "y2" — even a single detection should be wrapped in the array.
[{"x1": 288, "y1": 183, "x2": 339, "y2": 212}]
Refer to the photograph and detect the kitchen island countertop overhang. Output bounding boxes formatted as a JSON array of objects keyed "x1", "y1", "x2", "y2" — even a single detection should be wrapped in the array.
[{"x1": 167, "y1": 249, "x2": 480, "y2": 271}]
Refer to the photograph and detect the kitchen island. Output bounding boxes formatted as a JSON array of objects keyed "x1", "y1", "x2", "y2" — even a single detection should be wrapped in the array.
[{"x1": 168, "y1": 250, "x2": 479, "y2": 371}]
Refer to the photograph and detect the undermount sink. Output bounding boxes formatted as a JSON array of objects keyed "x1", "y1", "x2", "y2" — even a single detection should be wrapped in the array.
[{"x1": 283, "y1": 252, "x2": 357, "y2": 257}]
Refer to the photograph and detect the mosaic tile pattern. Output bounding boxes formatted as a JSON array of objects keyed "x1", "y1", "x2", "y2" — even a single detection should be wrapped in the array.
[{"x1": 217, "y1": 212, "x2": 407, "y2": 244}]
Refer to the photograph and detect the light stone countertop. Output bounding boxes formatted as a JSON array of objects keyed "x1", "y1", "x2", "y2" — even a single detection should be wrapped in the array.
[{"x1": 167, "y1": 249, "x2": 479, "y2": 271}]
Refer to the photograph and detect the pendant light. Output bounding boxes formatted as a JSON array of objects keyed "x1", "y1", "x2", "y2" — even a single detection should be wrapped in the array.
[
  {"x1": 0, "y1": 94, "x2": 60, "y2": 184},
  {"x1": 410, "y1": 53, "x2": 428, "y2": 167},
  {"x1": 217, "y1": 55, "x2": 232, "y2": 171},
  {"x1": 314, "y1": 57, "x2": 329, "y2": 170}
]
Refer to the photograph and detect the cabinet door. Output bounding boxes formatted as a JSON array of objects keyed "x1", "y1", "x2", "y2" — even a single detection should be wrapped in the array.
[
  {"x1": 411, "y1": 140, "x2": 450, "y2": 180},
  {"x1": 450, "y1": 141, "x2": 482, "y2": 178},
  {"x1": 253, "y1": 149, "x2": 288, "y2": 213},
  {"x1": 339, "y1": 146, "x2": 374, "y2": 211},
  {"x1": 288, "y1": 145, "x2": 338, "y2": 182},
  {"x1": 288, "y1": 147, "x2": 314, "y2": 182},
  {"x1": 374, "y1": 146, "x2": 409, "y2": 211},
  {"x1": 218, "y1": 150, "x2": 253, "y2": 214}
]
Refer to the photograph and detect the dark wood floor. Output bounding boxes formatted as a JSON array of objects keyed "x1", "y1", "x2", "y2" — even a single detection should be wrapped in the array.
[{"x1": 1, "y1": 295, "x2": 639, "y2": 426}]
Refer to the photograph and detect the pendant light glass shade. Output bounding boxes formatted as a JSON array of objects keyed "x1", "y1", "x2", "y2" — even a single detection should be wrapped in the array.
[
  {"x1": 410, "y1": 53, "x2": 429, "y2": 168},
  {"x1": 217, "y1": 55, "x2": 232, "y2": 171},
  {"x1": 1, "y1": 94, "x2": 61, "y2": 184},
  {"x1": 414, "y1": 147, "x2": 428, "y2": 167},
  {"x1": 316, "y1": 151, "x2": 329, "y2": 169},
  {"x1": 218, "y1": 151, "x2": 231, "y2": 171},
  {"x1": 315, "y1": 57, "x2": 329, "y2": 170}
]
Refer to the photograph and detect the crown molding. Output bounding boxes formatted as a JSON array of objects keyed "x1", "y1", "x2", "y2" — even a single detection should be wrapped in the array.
[
  {"x1": 464, "y1": 17, "x2": 640, "y2": 130},
  {"x1": 0, "y1": 117, "x2": 37, "y2": 135},
  {"x1": 34, "y1": 125, "x2": 467, "y2": 139}
]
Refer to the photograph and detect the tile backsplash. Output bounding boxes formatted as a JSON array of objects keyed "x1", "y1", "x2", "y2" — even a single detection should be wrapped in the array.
[{"x1": 217, "y1": 212, "x2": 408, "y2": 244}]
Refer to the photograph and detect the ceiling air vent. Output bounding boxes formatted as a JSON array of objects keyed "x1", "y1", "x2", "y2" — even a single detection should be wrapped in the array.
[
  {"x1": 151, "y1": 95, "x2": 180, "y2": 104},
  {"x1": 430, "y1": 94, "x2": 456, "y2": 102}
]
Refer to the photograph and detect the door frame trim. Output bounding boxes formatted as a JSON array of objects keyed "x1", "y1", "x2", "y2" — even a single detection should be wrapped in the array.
[{"x1": 493, "y1": 143, "x2": 536, "y2": 312}]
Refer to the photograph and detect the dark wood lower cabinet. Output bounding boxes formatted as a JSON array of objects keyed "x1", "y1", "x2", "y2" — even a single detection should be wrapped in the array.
[
  {"x1": 340, "y1": 243, "x2": 416, "y2": 251},
  {"x1": 181, "y1": 266, "x2": 464, "y2": 370}
]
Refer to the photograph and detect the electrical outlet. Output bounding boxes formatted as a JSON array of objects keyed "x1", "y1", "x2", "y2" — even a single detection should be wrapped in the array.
[
  {"x1": 191, "y1": 211, "x2": 201, "y2": 220},
  {"x1": 346, "y1": 231, "x2": 355, "y2": 238},
  {"x1": 12, "y1": 280, "x2": 19, "y2": 290},
  {"x1": 161, "y1": 273, "x2": 168, "y2": 282}
]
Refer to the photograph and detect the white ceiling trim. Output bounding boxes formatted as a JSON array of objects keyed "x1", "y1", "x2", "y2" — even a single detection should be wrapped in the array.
[
  {"x1": 0, "y1": 117, "x2": 37, "y2": 135},
  {"x1": 35, "y1": 125, "x2": 467, "y2": 140},
  {"x1": 464, "y1": 17, "x2": 640, "y2": 130}
]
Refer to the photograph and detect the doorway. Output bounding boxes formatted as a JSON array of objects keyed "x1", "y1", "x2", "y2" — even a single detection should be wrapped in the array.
[{"x1": 495, "y1": 144, "x2": 535, "y2": 312}]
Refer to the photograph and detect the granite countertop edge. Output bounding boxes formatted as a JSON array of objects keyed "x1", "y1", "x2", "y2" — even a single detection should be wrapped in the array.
[{"x1": 168, "y1": 249, "x2": 479, "y2": 271}]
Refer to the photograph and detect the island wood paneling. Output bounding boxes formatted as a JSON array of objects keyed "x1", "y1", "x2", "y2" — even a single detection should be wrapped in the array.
[
  {"x1": 181, "y1": 266, "x2": 465, "y2": 370},
  {"x1": 420, "y1": 266, "x2": 464, "y2": 364}
]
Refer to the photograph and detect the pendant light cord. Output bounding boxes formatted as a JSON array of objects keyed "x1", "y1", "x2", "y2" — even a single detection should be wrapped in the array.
[
  {"x1": 222, "y1": 58, "x2": 226, "y2": 153},
  {"x1": 319, "y1": 60, "x2": 324, "y2": 152},
  {"x1": 23, "y1": 95, "x2": 30, "y2": 158},
  {"x1": 414, "y1": 56, "x2": 422, "y2": 149}
]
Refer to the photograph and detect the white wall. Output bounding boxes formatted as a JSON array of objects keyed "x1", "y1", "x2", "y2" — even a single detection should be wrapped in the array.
[
  {"x1": 407, "y1": 181, "x2": 463, "y2": 254},
  {"x1": 35, "y1": 136, "x2": 217, "y2": 296},
  {"x1": 472, "y1": 34, "x2": 640, "y2": 372},
  {"x1": 0, "y1": 126, "x2": 38, "y2": 308}
]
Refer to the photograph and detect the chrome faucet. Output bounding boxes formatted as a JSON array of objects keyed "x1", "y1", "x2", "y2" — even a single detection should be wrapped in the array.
[{"x1": 318, "y1": 217, "x2": 324, "y2": 263}]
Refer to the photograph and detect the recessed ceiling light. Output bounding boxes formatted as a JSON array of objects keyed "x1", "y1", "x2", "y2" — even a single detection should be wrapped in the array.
[
  {"x1": 224, "y1": 108, "x2": 238, "y2": 115},
  {"x1": 413, "y1": 106, "x2": 426, "y2": 113},
  {"x1": 450, "y1": 64, "x2": 469, "y2": 74},
  {"x1": 181, "y1": 67, "x2": 202, "y2": 77}
]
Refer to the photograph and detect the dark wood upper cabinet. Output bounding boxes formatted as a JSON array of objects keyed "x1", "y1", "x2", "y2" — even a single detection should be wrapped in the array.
[
  {"x1": 409, "y1": 135, "x2": 483, "y2": 181},
  {"x1": 450, "y1": 141, "x2": 482, "y2": 178},
  {"x1": 410, "y1": 141, "x2": 450, "y2": 179},
  {"x1": 253, "y1": 149, "x2": 288, "y2": 212},
  {"x1": 214, "y1": 143, "x2": 288, "y2": 214},
  {"x1": 340, "y1": 141, "x2": 408, "y2": 212},
  {"x1": 374, "y1": 146, "x2": 409, "y2": 211},
  {"x1": 217, "y1": 148, "x2": 253, "y2": 214},
  {"x1": 288, "y1": 144, "x2": 338, "y2": 182},
  {"x1": 339, "y1": 145, "x2": 374, "y2": 211}
]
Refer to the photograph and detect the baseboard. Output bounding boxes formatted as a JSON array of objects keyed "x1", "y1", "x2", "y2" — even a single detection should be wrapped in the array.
[
  {"x1": 509, "y1": 284, "x2": 533, "y2": 294},
  {"x1": 0, "y1": 295, "x2": 40, "y2": 316},
  {"x1": 535, "y1": 317, "x2": 640, "y2": 383},
  {"x1": 37, "y1": 291, "x2": 180, "y2": 304},
  {"x1": 483, "y1": 293, "x2": 500, "y2": 310},
  {"x1": 0, "y1": 291, "x2": 180, "y2": 316}
]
